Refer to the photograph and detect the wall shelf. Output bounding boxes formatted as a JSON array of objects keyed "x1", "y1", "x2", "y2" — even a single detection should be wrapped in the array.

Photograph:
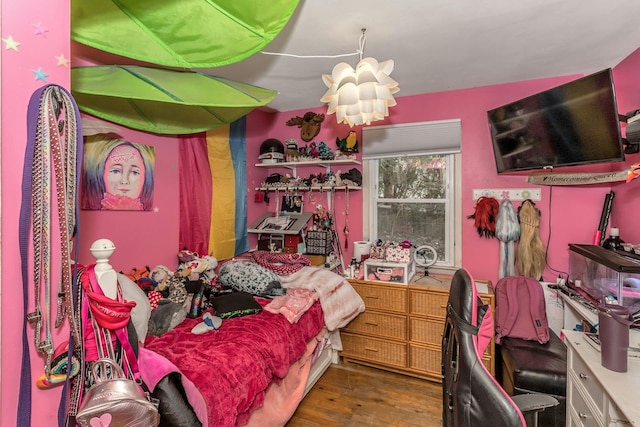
[
  {"x1": 255, "y1": 159, "x2": 361, "y2": 177},
  {"x1": 255, "y1": 185, "x2": 361, "y2": 192}
]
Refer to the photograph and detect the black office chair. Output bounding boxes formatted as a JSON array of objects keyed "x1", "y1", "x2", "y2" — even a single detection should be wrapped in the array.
[{"x1": 442, "y1": 268, "x2": 557, "y2": 427}]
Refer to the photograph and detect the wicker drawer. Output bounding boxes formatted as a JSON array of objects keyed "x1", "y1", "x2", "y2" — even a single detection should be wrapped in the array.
[
  {"x1": 410, "y1": 343, "x2": 492, "y2": 377},
  {"x1": 410, "y1": 290, "x2": 448, "y2": 318},
  {"x1": 408, "y1": 344, "x2": 441, "y2": 377},
  {"x1": 343, "y1": 311, "x2": 407, "y2": 340},
  {"x1": 352, "y1": 283, "x2": 406, "y2": 313},
  {"x1": 341, "y1": 332, "x2": 407, "y2": 368},
  {"x1": 410, "y1": 317, "x2": 444, "y2": 346}
]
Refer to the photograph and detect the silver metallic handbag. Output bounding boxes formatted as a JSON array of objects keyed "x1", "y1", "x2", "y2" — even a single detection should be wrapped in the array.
[{"x1": 75, "y1": 358, "x2": 159, "y2": 427}]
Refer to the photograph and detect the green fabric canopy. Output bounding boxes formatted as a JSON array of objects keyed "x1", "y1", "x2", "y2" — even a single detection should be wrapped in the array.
[
  {"x1": 71, "y1": 0, "x2": 300, "y2": 68},
  {"x1": 71, "y1": 65, "x2": 277, "y2": 134}
]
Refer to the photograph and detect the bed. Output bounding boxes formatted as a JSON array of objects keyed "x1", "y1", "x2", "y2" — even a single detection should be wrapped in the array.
[{"x1": 138, "y1": 263, "x2": 365, "y2": 427}]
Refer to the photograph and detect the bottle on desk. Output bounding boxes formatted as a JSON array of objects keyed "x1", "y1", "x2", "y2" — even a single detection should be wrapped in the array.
[{"x1": 602, "y1": 227, "x2": 625, "y2": 251}]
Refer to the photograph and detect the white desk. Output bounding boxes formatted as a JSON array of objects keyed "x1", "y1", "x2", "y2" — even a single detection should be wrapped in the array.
[
  {"x1": 559, "y1": 292, "x2": 640, "y2": 348},
  {"x1": 563, "y1": 330, "x2": 640, "y2": 426}
]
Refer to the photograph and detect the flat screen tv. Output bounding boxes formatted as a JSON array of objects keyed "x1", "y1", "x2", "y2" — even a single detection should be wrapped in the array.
[{"x1": 488, "y1": 69, "x2": 624, "y2": 174}]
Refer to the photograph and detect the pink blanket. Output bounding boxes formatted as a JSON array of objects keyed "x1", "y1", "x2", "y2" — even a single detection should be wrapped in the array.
[
  {"x1": 278, "y1": 267, "x2": 365, "y2": 331},
  {"x1": 144, "y1": 299, "x2": 324, "y2": 427}
]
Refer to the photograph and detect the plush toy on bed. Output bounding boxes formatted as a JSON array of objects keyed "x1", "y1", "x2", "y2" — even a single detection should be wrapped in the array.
[
  {"x1": 176, "y1": 250, "x2": 218, "y2": 287},
  {"x1": 147, "y1": 301, "x2": 188, "y2": 337}
]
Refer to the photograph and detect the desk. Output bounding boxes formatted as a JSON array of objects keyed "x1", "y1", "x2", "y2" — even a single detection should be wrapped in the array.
[
  {"x1": 563, "y1": 330, "x2": 640, "y2": 425},
  {"x1": 559, "y1": 292, "x2": 640, "y2": 348}
]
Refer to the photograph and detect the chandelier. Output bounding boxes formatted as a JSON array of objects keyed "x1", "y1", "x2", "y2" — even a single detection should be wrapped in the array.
[{"x1": 320, "y1": 29, "x2": 399, "y2": 127}]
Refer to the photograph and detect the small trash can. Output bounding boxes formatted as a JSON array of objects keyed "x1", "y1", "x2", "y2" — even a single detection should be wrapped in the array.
[{"x1": 598, "y1": 303, "x2": 633, "y2": 372}]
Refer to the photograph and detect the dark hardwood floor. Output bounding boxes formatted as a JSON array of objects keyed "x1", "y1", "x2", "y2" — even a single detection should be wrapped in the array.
[{"x1": 286, "y1": 360, "x2": 442, "y2": 427}]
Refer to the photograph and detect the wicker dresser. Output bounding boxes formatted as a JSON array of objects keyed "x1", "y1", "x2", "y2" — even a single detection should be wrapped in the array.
[{"x1": 341, "y1": 275, "x2": 494, "y2": 382}]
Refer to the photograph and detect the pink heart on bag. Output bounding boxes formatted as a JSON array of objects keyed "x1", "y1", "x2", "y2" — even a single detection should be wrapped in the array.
[{"x1": 89, "y1": 414, "x2": 112, "y2": 427}]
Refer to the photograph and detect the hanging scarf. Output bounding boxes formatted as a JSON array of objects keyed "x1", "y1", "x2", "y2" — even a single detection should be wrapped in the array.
[
  {"x1": 467, "y1": 196, "x2": 500, "y2": 238},
  {"x1": 495, "y1": 199, "x2": 520, "y2": 279}
]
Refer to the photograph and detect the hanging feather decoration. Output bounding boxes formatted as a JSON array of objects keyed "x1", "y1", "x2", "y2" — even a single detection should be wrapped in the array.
[
  {"x1": 467, "y1": 196, "x2": 500, "y2": 238},
  {"x1": 495, "y1": 199, "x2": 520, "y2": 279}
]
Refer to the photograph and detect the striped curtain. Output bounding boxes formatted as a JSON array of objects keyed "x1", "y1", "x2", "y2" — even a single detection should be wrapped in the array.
[{"x1": 178, "y1": 117, "x2": 248, "y2": 259}]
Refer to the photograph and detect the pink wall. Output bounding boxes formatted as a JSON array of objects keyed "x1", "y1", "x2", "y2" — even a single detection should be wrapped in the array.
[
  {"x1": 1, "y1": 0, "x2": 72, "y2": 424},
  {"x1": 76, "y1": 122, "x2": 180, "y2": 270},
  {"x1": 246, "y1": 73, "x2": 637, "y2": 285},
  {"x1": 609, "y1": 49, "x2": 640, "y2": 243},
  {"x1": 2, "y1": 2, "x2": 640, "y2": 423}
]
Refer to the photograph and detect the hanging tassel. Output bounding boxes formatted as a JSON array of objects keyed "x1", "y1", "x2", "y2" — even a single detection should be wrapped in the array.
[
  {"x1": 496, "y1": 199, "x2": 520, "y2": 278},
  {"x1": 467, "y1": 196, "x2": 500, "y2": 238}
]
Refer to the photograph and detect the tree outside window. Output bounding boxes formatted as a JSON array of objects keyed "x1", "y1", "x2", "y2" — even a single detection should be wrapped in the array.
[{"x1": 371, "y1": 154, "x2": 453, "y2": 264}]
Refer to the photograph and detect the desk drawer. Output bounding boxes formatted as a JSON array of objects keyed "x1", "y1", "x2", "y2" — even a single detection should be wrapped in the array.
[
  {"x1": 570, "y1": 350, "x2": 604, "y2": 417},
  {"x1": 352, "y1": 283, "x2": 406, "y2": 313},
  {"x1": 343, "y1": 311, "x2": 407, "y2": 340},
  {"x1": 569, "y1": 380, "x2": 601, "y2": 427},
  {"x1": 410, "y1": 290, "x2": 448, "y2": 318}
]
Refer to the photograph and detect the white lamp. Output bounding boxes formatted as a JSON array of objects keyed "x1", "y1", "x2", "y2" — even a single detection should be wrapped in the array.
[{"x1": 321, "y1": 30, "x2": 399, "y2": 127}]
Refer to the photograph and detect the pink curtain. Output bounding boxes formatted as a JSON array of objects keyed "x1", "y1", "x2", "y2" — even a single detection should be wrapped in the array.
[{"x1": 178, "y1": 133, "x2": 212, "y2": 255}]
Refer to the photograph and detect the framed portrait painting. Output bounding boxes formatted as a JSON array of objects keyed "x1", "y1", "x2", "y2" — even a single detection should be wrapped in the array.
[{"x1": 81, "y1": 135, "x2": 155, "y2": 211}]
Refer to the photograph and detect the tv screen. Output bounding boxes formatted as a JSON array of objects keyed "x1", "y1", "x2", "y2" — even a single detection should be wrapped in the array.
[{"x1": 488, "y1": 69, "x2": 624, "y2": 174}]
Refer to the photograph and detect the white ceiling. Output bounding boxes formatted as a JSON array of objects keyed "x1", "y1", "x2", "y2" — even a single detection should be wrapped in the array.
[{"x1": 209, "y1": 0, "x2": 640, "y2": 113}]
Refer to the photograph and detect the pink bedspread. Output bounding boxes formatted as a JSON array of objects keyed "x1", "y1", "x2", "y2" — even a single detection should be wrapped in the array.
[{"x1": 144, "y1": 299, "x2": 324, "y2": 427}]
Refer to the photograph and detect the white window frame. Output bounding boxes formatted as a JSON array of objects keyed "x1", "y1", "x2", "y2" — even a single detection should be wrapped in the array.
[{"x1": 363, "y1": 153, "x2": 462, "y2": 271}]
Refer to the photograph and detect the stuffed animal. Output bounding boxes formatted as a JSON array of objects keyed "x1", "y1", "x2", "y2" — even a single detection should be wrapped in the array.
[
  {"x1": 147, "y1": 301, "x2": 187, "y2": 337},
  {"x1": 150, "y1": 265, "x2": 173, "y2": 294},
  {"x1": 176, "y1": 250, "x2": 218, "y2": 287}
]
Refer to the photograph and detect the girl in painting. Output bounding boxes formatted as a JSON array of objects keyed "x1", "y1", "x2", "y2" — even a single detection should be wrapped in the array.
[{"x1": 81, "y1": 135, "x2": 155, "y2": 211}]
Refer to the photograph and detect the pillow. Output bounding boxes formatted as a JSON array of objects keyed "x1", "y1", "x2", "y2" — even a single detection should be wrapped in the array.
[
  {"x1": 218, "y1": 261, "x2": 285, "y2": 297},
  {"x1": 210, "y1": 291, "x2": 262, "y2": 319},
  {"x1": 117, "y1": 272, "x2": 151, "y2": 341}
]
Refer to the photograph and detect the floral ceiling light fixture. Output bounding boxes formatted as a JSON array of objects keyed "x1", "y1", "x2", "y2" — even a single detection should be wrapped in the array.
[{"x1": 320, "y1": 29, "x2": 399, "y2": 127}]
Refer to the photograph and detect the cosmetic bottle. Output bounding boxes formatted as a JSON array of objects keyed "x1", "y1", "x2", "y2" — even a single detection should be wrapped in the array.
[{"x1": 602, "y1": 227, "x2": 625, "y2": 251}]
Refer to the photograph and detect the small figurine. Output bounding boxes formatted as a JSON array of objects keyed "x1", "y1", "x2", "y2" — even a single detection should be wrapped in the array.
[{"x1": 336, "y1": 130, "x2": 358, "y2": 153}]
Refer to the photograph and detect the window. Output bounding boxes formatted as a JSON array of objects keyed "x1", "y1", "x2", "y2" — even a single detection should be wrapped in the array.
[
  {"x1": 362, "y1": 119, "x2": 462, "y2": 268},
  {"x1": 367, "y1": 154, "x2": 455, "y2": 265}
]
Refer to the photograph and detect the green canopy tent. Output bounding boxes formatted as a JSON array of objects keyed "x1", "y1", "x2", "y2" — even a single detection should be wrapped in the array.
[
  {"x1": 71, "y1": 0, "x2": 300, "y2": 68},
  {"x1": 71, "y1": 65, "x2": 277, "y2": 134}
]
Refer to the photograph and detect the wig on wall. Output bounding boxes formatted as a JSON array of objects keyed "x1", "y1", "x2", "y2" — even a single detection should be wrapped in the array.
[
  {"x1": 516, "y1": 199, "x2": 545, "y2": 280},
  {"x1": 467, "y1": 196, "x2": 500, "y2": 238}
]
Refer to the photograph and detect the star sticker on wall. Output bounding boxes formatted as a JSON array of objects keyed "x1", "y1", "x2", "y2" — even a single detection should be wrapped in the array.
[
  {"x1": 2, "y1": 35, "x2": 20, "y2": 51},
  {"x1": 154, "y1": 206, "x2": 160, "y2": 213},
  {"x1": 32, "y1": 22, "x2": 49, "y2": 37},
  {"x1": 55, "y1": 54, "x2": 71, "y2": 67},
  {"x1": 32, "y1": 67, "x2": 49, "y2": 82}
]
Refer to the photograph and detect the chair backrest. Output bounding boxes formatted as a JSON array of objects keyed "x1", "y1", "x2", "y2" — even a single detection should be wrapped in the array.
[{"x1": 442, "y1": 268, "x2": 526, "y2": 427}]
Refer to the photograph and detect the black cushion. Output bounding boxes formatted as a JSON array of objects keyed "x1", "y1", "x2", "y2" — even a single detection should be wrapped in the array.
[
  {"x1": 500, "y1": 329, "x2": 567, "y2": 396},
  {"x1": 210, "y1": 291, "x2": 262, "y2": 319},
  {"x1": 499, "y1": 329, "x2": 567, "y2": 427}
]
